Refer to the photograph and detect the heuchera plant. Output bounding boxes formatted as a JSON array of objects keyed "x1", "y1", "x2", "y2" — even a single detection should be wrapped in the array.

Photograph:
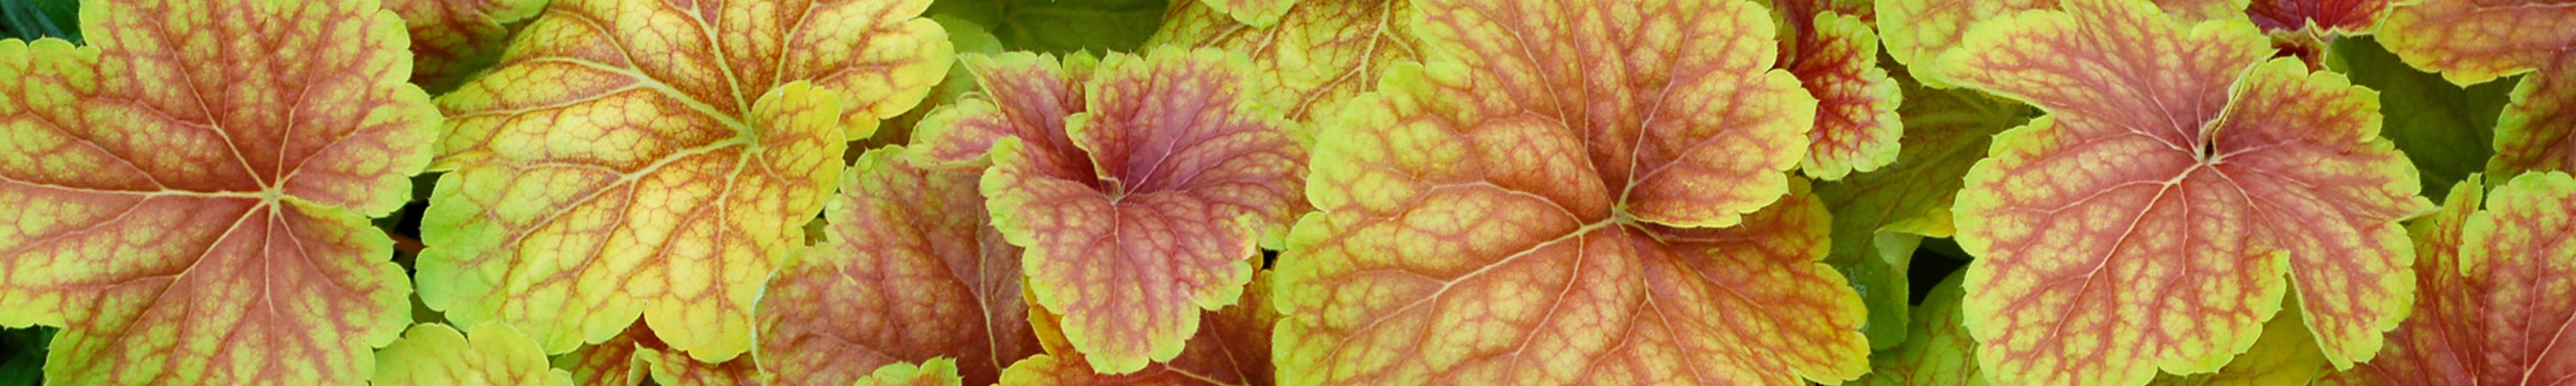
[{"x1": 0, "y1": 0, "x2": 2571, "y2": 385}]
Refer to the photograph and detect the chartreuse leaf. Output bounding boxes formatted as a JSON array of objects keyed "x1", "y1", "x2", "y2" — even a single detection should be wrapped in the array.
[
  {"x1": 0, "y1": 0, "x2": 433, "y2": 383},
  {"x1": 1274, "y1": 0, "x2": 1869, "y2": 382},
  {"x1": 557, "y1": 322, "x2": 762, "y2": 386},
  {"x1": 1815, "y1": 71, "x2": 2034, "y2": 350},
  {"x1": 1855, "y1": 272, "x2": 2331, "y2": 386},
  {"x1": 859, "y1": 359, "x2": 968, "y2": 386},
  {"x1": 2378, "y1": 0, "x2": 2576, "y2": 183},
  {"x1": 1147, "y1": 0, "x2": 1420, "y2": 124},
  {"x1": 2325, "y1": 36, "x2": 2513, "y2": 201},
  {"x1": 913, "y1": 46, "x2": 1304, "y2": 374},
  {"x1": 417, "y1": 0, "x2": 954, "y2": 362},
  {"x1": 2320, "y1": 172, "x2": 2576, "y2": 384},
  {"x1": 373, "y1": 323, "x2": 574, "y2": 386},
  {"x1": 999, "y1": 272, "x2": 1277, "y2": 386},
  {"x1": 1941, "y1": 0, "x2": 2435, "y2": 383},
  {"x1": 1777, "y1": 2, "x2": 1905, "y2": 180},
  {"x1": 379, "y1": 0, "x2": 545, "y2": 93},
  {"x1": 756, "y1": 147, "x2": 1042, "y2": 386}
]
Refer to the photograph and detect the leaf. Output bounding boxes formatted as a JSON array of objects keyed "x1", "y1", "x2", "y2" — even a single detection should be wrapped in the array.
[
  {"x1": 1854, "y1": 272, "x2": 2332, "y2": 386},
  {"x1": 756, "y1": 147, "x2": 1042, "y2": 386},
  {"x1": 380, "y1": 0, "x2": 546, "y2": 93},
  {"x1": 2325, "y1": 36, "x2": 2514, "y2": 201},
  {"x1": 2377, "y1": 0, "x2": 2576, "y2": 86},
  {"x1": 927, "y1": 0, "x2": 1170, "y2": 54},
  {"x1": 1197, "y1": 0, "x2": 1297, "y2": 27},
  {"x1": 1850, "y1": 271, "x2": 1984, "y2": 386},
  {"x1": 1814, "y1": 70, "x2": 2034, "y2": 349},
  {"x1": 1146, "y1": 0, "x2": 1422, "y2": 124},
  {"x1": 1940, "y1": 0, "x2": 2434, "y2": 383},
  {"x1": 999, "y1": 273, "x2": 1278, "y2": 386},
  {"x1": 2489, "y1": 55, "x2": 2576, "y2": 184},
  {"x1": 1273, "y1": 0, "x2": 1871, "y2": 383},
  {"x1": 912, "y1": 46, "x2": 1304, "y2": 373},
  {"x1": 1876, "y1": 0, "x2": 2249, "y2": 88},
  {"x1": 416, "y1": 0, "x2": 954, "y2": 361},
  {"x1": 859, "y1": 359, "x2": 968, "y2": 386},
  {"x1": 559, "y1": 322, "x2": 764, "y2": 386},
  {"x1": 2319, "y1": 172, "x2": 2576, "y2": 385},
  {"x1": 0, "y1": 0, "x2": 434, "y2": 383},
  {"x1": 374, "y1": 323, "x2": 575, "y2": 386},
  {"x1": 1777, "y1": 3, "x2": 1905, "y2": 180},
  {"x1": 2245, "y1": 0, "x2": 2385, "y2": 33}
]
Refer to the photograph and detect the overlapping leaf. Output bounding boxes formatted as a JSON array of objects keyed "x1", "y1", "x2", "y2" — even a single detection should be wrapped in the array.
[
  {"x1": 557, "y1": 322, "x2": 763, "y2": 386},
  {"x1": 1814, "y1": 71, "x2": 2032, "y2": 349},
  {"x1": 1147, "y1": 0, "x2": 1421, "y2": 124},
  {"x1": 374, "y1": 323, "x2": 574, "y2": 386},
  {"x1": 756, "y1": 147, "x2": 1042, "y2": 386},
  {"x1": 1941, "y1": 0, "x2": 2433, "y2": 383},
  {"x1": 0, "y1": 0, "x2": 432, "y2": 383},
  {"x1": 380, "y1": 0, "x2": 545, "y2": 93},
  {"x1": 910, "y1": 46, "x2": 1303, "y2": 373},
  {"x1": 1275, "y1": 0, "x2": 1868, "y2": 382},
  {"x1": 2319, "y1": 172, "x2": 2576, "y2": 385},
  {"x1": 926, "y1": 0, "x2": 1168, "y2": 54},
  {"x1": 1855, "y1": 272, "x2": 2332, "y2": 386},
  {"x1": 2378, "y1": 0, "x2": 2576, "y2": 184},
  {"x1": 416, "y1": 0, "x2": 954, "y2": 361},
  {"x1": 999, "y1": 273, "x2": 1277, "y2": 386},
  {"x1": 1773, "y1": 0, "x2": 1905, "y2": 180}
]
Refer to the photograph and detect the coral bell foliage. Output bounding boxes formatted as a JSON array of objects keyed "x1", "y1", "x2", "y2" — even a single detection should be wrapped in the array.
[{"x1": 0, "y1": 0, "x2": 2569, "y2": 385}]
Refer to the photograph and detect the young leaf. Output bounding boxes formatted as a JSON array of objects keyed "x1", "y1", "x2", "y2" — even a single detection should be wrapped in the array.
[
  {"x1": 1147, "y1": 0, "x2": 1422, "y2": 125},
  {"x1": 756, "y1": 147, "x2": 1042, "y2": 386},
  {"x1": 1000, "y1": 273, "x2": 1277, "y2": 386},
  {"x1": 416, "y1": 0, "x2": 954, "y2": 361},
  {"x1": 912, "y1": 46, "x2": 1304, "y2": 374},
  {"x1": 859, "y1": 359, "x2": 969, "y2": 386},
  {"x1": 374, "y1": 323, "x2": 575, "y2": 386},
  {"x1": 1941, "y1": 0, "x2": 2433, "y2": 383},
  {"x1": 0, "y1": 0, "x2": 433, "y2": 383},
  {"x1": 2318, "y1": 172, "x2": 2576, "y2": 385},
  {"x1": 1273, "y1": 0, "x2": 1871, "y2": 383},
  {"x1": 1776, "y1": 1, "x2": 1905, "y2": 180},
  {"x1": 1815, "y1": 71, "x2": 2034, "y2": 349},
  {"x1": 380, "y1": 0, "x2": 546, "y2": 93},
  {"x1": 2245, "y1": 0, "x2": 2384, "y2": 33}
]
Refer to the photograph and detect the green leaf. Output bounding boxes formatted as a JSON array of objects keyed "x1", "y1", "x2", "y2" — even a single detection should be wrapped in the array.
[
  {"x1": 2326, "y1": 36, "x2": 2515, "y2": 200},
  {"x1": 927, "y1": 0, "x2": 1170, "y2": 54}
]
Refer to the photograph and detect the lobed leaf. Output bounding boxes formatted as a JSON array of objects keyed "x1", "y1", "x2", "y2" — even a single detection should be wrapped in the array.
[
  {"x1": 379, "y1": 0, "x2": 547, "y2": 93},
  {"x1": 0, "y1": 0, "x2": 434, "y2": 383},
  {"x1": 1273, "y1": 0, "x2": 1870, "y2": 383},
  {"x1": 1777, "y1": 2, "x2": 1905, "y2": 180},
  {"x1": 925, "y1": 0, "x2": 1168, "y2": 54},
  {"x1": 1147, "y1": 0, "x2": 1422, "y2": 125},
  {"x1": 2245, "y1": 0, "x2": 2385, "y2": 33},
  {"x1": 2488, "y1": 54, "x2": 2576, "y2": 184},
  {"x1": 417, "y1": 0, "x2": 954, "y2": 361},
  {"x1": 915, "y1": 46, "x2": 1305, "y2": 373},
  {"x1": 2319, "y1": 172, "x2": 2576, "y2": 385},
  {"x1": 2377, "y1": 0, "x2": 2576, "y2": 86},
  {"x1": 1878, "y1": 0, "x2": 2257, "y2": 88},
  {"x1": 1856, "y1": 272, "x2": 2332, "y2": 386},
  {"x1": 373, "y1": 323, "x2": 574, "y2": 386},
  {"x1": 756, "y1": 147, "x2": 1042, "y2": 386},
  {"x1": 558, "y1": 322, "x2": 763, "y2": 386},
  {"x1": 1941, "y1": 0, "x2": 2433, "y2": 383}
]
